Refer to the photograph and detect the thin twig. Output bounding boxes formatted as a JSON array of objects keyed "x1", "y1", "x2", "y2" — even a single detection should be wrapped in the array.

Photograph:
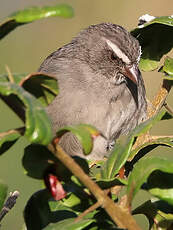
[
  {"x1": 133, "y1": 79, "x2": 172, "y2": 150},
  {"x1": 75, "y1": 202, "x2": 100, "y2": 222},
  {"x1": 5, "y1": 65, "x2": 14, "y2": 83},
  {"x1": 163, "y1": 102, "x2": 173, "y2": 116},
  {"x1": 48, "y1": 143, "x2": 141, "y2": 230},
  {"x1": 75, "y1": 189, "x2": 110, "y2": 222},
  {"x1": 0, "y1": 127, "x2": 25, "y2": 138},
  {"x1": 0, "y1": 67, "x2": 25, "y2": 121},
  {"x1": 149, "y1": 135, "x2": 173, "y2": 140},
  {"x1": 148, "y1": 79, "x2": 172, "y2": 118},
  {"x1": 0, "y1": 191, "x2": 19, "y2": 223}
]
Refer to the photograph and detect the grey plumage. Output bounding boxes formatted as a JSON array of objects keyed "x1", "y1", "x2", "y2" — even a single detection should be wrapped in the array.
[{"x1": 39, "y1": 23, "x2": 147, "y2": 160}]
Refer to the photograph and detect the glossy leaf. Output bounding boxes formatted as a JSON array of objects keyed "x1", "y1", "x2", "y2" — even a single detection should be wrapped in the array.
[
  {"x1": 97, "y1": 177, "x2": 127, "y2": 190},
  {"x1": 50, "y1": 197, "x2": 116, "y2": 230},
  {"x1": 101, "y1": 111, "x2": 165, "y2": 179},
  {"x1": 130, "y1": 110, "x2": 166, "y2": 137},
  {"x1": 132, "y1": 199, "x2": 173, "y2": 230},
  {"x1": 161, "y1": 111, "x2": 173, "y2": 120},
  {"x1": 127, "y1": 156, "x2": 173, "y2": 203},
  {"x1": 127, "y1": 110, "x2": 167, "y2": 161},
  {"x1": 150, "y1": 188, "x2": 173, "y2": 206},
  {"x1": 0, "y1": 129, "x2": 21, "y2": 155},
  {"x1": 49, "y1": 181, "x2": 92, "y2": 212},
  {"x1": 0, "y1": 72, "x2": 59, "y2": 106},
  {"x1": 159, "y1": 57, "x2": 173, "y2": 80},
  {"x1": 101, "y1": 136, "x2": 134, "y2": 179},
  {"x1": 128, "y1": 136, "x2": 173, "y2": 161},
  {"x1": 23, "y1": 144, "x2": 57, "y2": 179},
  {"x1": 48, "y1": 199, "x2": 77, "y2": 213},
  {"x1": 61, "y1": 193, "x2": 81, "y2": 208},
  {"x1": 131, "y1": 16, "x2": 173, "y2": 71},
  {"x1": 0, "y1": 73, "x2": 25, "y2": 84},
  {"x1": 0, "y1": 4, "x2": 74, "y2": 39},
  {"x1": 24, "y1": 189, "x2": 76, "y2": 230},
  {"x1": 0, "y1": 82, "x2": 53, "y2": 145},
  {"x1": 56, "y1": 124, "x2": 96, "y2": 155},
  {"x1": 11, "y1": 5, "x2": 74, "y2": 22},
  {"x1": 147, "y1": 171, "x2": 173, "y2": 205},
  {"x1": 20, "y1": 72, "x2": 59, "y2": 106},
  {"x1": 0, "y1": 180, "x2": 8, "y2": 211},
  {"x1": 43, "y1": 218, "x2": 95, "y2": 230},
  {"x1": 77, "y1": 124, "x2": 100, "y2": 138},
  {"x1": 152, "y1": 209, "x2": 173, "y2": 230}
]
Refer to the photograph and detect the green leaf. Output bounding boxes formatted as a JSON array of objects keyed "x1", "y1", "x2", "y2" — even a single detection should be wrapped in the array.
[
  {"x1": 151, "y1": 187, "x2": 173, "y2": 205},
  {"x1": 47, "y1": 196, "x2": 116, "y2": 230},
  {"x1": 131, "y1": 16, "x2": 173, "y2": 71},
  {"x1": 0, "y1": 73, "x2": 26, "y2": 84},
  {"x1": 56, "y1": 124, "x2": 96, "y2": 155},
  {"x1": 43, "y1": 218, "x2": 95, "y2": 230},
  {"x1": 159, "y1": 57, "x2": 173, "y2": 80},
  {"x1": 23, "y1": 144, "x2": 57, "y2": 179},
  {"x1": 0, "y1": 180, "x2": 8, "y2": 211},
  {"x1": 161, "y1": 57, "x2": 173, "y2": 76},
  {"x1": 161, "y1": 111, "x2": 173, "y2": 120},
  {"x1": 97, "y1": 177, "x2": 127, "y2": 190},
  {"x1": 139, "y1": 55, "x2": 158, "y2": 72},
  {"x1": 20, "y1": 72, "x2": 59, "y2": 106},
  {"x1": 127, "y1": 156, "x2": 173, "y2": 203},
  {"x1": 147, "y1": 171, "x2": 173, "y2": 205},
  {"x1": 23, "y1": 145, "x2": 88, "y2": 181},
  {"x1": 24, "y1": 189, "x2": 77, "y2": 230},
  {"x1": 0, "y1": 129, "x2": 21, "y2": 155},
  {"x1": 129, "y1": 136, "x2": 173, "y2": 161},
  {"x1": 10, "y1": 5, "x2": 74, "y2": 22},
  {"x1": 101, "y1": 111, "x2": 166, "y2": 179},
  {"x1": 0, "y1": 4, "x2": 74, "y2": 40},
  {"x1": 101, "y1": 136, "x2": 134, "y2": 179},
  {"x1": 0, "y1": 72, "x2": 59, "y2": 106},
  {"x1": 130, "y1": 110, "x2": 166, "y2": 137},
  {"x1": 77, "y1": 124, "x2": 100, "y2": 138},
  {"x1": 128, "y1": 110, "x2": 167, "y2": 161},
  {"x1": 49, "y1": 180, "x2": 93, "y2": 212},
  {"x1": 133, "y1": 199, "x2": 173, "y2": 230},
  {"x1": 61, "y1": 193, "x2": 81, "y2": 208},
  {"x1": 48, "y1": 199, "x2": 77, "y2": 213},
  {"x1": 0, "y1": 82, "x2": 53, "y2": 145}
]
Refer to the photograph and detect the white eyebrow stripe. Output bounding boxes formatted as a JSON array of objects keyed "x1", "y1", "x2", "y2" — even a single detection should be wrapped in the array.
[
  {"x1": 105, "y1": 39, "x2": 131, "y2": 64},
  {"x1": 137, "y1": 45, "x2": 142, "y2": 63}
]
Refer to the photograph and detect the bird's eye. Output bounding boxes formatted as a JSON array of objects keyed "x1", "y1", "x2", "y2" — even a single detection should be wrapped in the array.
[
  {"x1": 126, "y1": 63, "x2": 133, "y2": 69},
  {"x1": 111, "y1": 52, "x2": 118, "y2": 61}
]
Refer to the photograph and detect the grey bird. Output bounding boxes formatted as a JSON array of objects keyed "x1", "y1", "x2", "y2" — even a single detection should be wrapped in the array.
[{"x1": 38, "y1": 23, "x2": 147, "y2": 160}]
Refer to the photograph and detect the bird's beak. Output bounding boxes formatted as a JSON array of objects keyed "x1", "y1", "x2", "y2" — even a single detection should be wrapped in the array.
[{"x1": 123, "y1": 64, "x2": 140, "y2": 85}]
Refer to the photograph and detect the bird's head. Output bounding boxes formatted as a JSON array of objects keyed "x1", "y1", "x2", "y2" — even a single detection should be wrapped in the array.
[{"x1": 73, "y1": 23, "x2": 141, "y2": 85}]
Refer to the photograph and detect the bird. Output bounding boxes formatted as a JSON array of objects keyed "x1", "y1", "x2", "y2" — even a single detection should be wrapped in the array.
[{"x1": 38, "y1": 23, "x2": 147, "y2": 160}]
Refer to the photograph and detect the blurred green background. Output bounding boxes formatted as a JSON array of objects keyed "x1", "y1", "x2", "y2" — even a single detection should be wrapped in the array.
[{"x1": 0, "y1": 0, "x2": 173, "y2": 229}]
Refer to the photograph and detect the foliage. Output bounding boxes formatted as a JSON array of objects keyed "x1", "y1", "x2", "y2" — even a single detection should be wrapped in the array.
[{"x1": 0, "y1": 7, "x2": 173, "y2": 230}]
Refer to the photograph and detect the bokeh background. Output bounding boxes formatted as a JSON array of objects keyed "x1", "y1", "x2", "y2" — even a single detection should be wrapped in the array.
[{"x1": 0, "y1": 0, "x2": 173, "y2": 229}]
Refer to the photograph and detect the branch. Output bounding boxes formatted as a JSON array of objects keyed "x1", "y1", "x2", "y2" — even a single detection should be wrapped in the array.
[
  {"x1": 75, "y1": 201, "x2": 100, "y2": 222},
  {"x1": 48, "y1": 143, "x2": 141, "y2": 230},
  {"x1": 148, "y1": 79, "x2": 172, "y2": 118},
  {"x1": 0, "y1": 191, "x2": 19, "y2": 223},
  {"x1": 75, "y1": 189, "x2": 110, "y2": 222}
]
